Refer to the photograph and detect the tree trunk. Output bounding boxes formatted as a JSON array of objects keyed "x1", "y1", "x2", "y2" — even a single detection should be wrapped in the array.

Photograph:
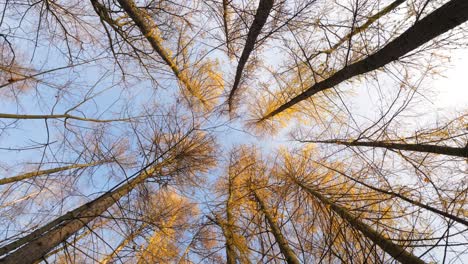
[
  {"x1": 252, "y1": 190, "x2": 300, "y2": 264},
  {"x1": 225, "y1": 175, "x2": 240, "y2": 264},
  {"x1": 223, "y1": 0, "x2": 233, "y2": 58},
  {"x1": 116, "y1": 0, "x2": 204, "y2": 105},
  {"x1": 32, "y1": 219, "x2": 109, "y2": 264},
  {"x1": 212, "y1": 173, "x2": 251, "y2": 264},
  {"x1": 228, "y1": 0, "x2": 275, "y2": 110},
  {"x1": 0, "y1": 113, "x2": 128, "y2": 122},
  {"x1": 214, "y1": 214, "x2": 239, "y2": 264},
  {"x1": 0, "y1": 161, "x2": 109, "y2": 186},
  {"x1": 311, "y1": 139, "x2": 468, "y2": 158},
  {"x1": 312, "y1": 0, "x2": 405, "y2": 58},
  {"x1": 295, "y1": 180, "x2": 426, "y2": 264},
  {"x1": 262, "y1": 0, "x2": 468, "y2": 120},
  {"x1": 0, "y1": 165, "x2": 160, "y2": 264},
  {"x1": 318, "y1": 163, "x2": 468, "y2": 227}
]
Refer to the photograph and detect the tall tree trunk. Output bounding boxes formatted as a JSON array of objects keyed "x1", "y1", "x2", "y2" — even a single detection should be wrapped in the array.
[
  {"x1": 211, "y1": 173, "x2": 251, "y2": 264},
  {"x1": 228, "y1": 0, "x2": 275, "y2": 111},
  {"x1": 32, "y1": 219, "x2": 109, "y2": 264},
  {"x1": 223, "y1": 0, "x2": 233, "y2": 58},
  {"x1": 225, "y1": 174, "x2": 240, "y2": 264},
  {"x1": 309, "y1": 139, "x2": 468, "y2": 158},
  {"x1": 0, "y1": 161, "x2": 109, "y2": 186},
  {"x1": 262, "y1": 0, "x2": 468, "y2": 120},
  {"x1": 0, "y1": 113, "x2": 128, "y2": 122},
  {"x1": 116, "y1": 0, "x2": 205, "y2": 105},
  {"x1": 311, "y1": 0, "x2": 405, "y2": 58},
  {"x1": 317, "y1": 163, "x2": 468, "y2": 227},
  {"x1": 0, "y1": 164, "x2": 162, "y2": 264},
  {"x1": 213, "y1": 214, "x2": 239, "y2": 264},
  {"x1": 252, "y1": 190, "x2": 300, "y2": 264},
  {"x1": 295, "y1": 180, "x2": 426, "y2": 264}
]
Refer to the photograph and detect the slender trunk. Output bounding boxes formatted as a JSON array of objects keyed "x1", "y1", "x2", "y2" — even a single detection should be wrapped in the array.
[
  {"x1": 295, "y1": 180, "x2": 426, "y2": 264},
  {"x1": 225, "y1": 175, "x2": 239, "y2": 264},
  {"x1": 0, "y1": 113, "x2": 128, "y2": 122},
  {"x1": 0, "y1": 165, "x2": 161, "y2": 264},
  {"x1": 0, "y1": 161, "x2": 109, "y2": 186},
  {"x1": 228, "y1": 0, "x2": 274, "y2": 111},
  {"x1": 116, "y1": 0, "x2": 204, "y2": 105},
  {"x1": 223, "y1": 0, "x2": 232, "y2": 58},
  {"x1": 262, "y1": 0, "x2": 468, "y2": 120},
  {"x1": 252, "y1": 190, "x2": 300, "y2": 264},
  {"x1": 311, "y1": 0, "x2": 405, "y2": 59},
  {"x1": 215, "y1": 214, "x2": 238, "y2": 264},
  {"x1": 213, "y1": 174, "x2": 251, "y2": 264},
  {"x1": 311, "y1": 139, "x2": 468, "y2": 158},
  {"x1": 316, "y1": 162, "x2": 468, "y2": 227}
]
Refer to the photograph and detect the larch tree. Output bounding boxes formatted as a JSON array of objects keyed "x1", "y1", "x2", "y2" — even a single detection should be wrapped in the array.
[{"x1": 0, "y1": 0, "x2": 467, "y2": 263}]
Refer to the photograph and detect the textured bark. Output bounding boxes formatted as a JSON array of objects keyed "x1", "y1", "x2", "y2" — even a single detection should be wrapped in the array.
[
  {"x1": 214, "y1": 214, "x2": 238, "y2": 264},
  {"x1": 32, "y1": 219, "x2": 110, "y2": 264},
  {"x1": 252, "y1": 190, "x2": 300, "y2": 264},
  {"x1": 0, "y1": 166, "x2": 159, "y2": 264},
  {"x1": 312, "y1": 139, "x2": 468, "y2": 158},
  {"x1": 262, "y1": 0, "x2": 468, "y2": 120},
  {"x1": 228, "y1": 0, "x2": 274, "y2": 111},
  {"x1": 0, "y1": 161, "x2": 108, "y2": 186},
  {"x1": 90, "y1": 0, "x2": 115, "y2": 25},
  {"x1": 296, "y1": 181, "x2": 426, "y2": 264}
]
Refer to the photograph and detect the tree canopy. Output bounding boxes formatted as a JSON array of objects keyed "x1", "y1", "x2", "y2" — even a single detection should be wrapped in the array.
[{"x1": 0, "y1": 0, "x2": 467, "y2": 263}]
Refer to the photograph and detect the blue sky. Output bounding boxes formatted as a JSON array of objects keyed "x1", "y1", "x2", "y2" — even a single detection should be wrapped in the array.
[{"x1": 0, "y1": 1, "x2": 467, "y2": 261}]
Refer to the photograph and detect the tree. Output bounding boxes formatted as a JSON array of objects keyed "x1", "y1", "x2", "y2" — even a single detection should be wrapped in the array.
[
  {"x1": 228, "y1": 0, "x2": 275, "y2": 111},
  {"x1": 209, "y1": 152, "x2": 251, "y2": 264},
  {"x1": 0, "y1": 0, "x2": 467, "y2": 263},
  {"x1": 207, "y1": 146, "x2": 435, "y2": 262},
  {"x1": 0, "y1": 112, "x2": 217, "y2": 263},
  {"x1": 256, "y1": 0, "x2": 468, "y2": 122},
  {"x1": 136, "y1": 189, "x2": 197, "y2": 263}
]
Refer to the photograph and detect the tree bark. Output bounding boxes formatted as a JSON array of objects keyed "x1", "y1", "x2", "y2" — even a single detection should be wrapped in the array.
[
  {"x1": 295, "y1": 180, "x2": 426, "y2": 264},
  {"x1": 223, "y1": 0, "x2": 233, "y2": 58},
  {"x1": 312, "y1": 0, "x2": 405, "y2": 58},
  {"x1": 116, "y1": 0, "x2": 204, "y2": 104},
  {"x1": 317, "y1": 162, "x2": 468, "y2": 227},
  {"x1": 32, "y1": 219, "x2": 109, "y2": 264},
  {"x1": 252, "y1": 190, "x2": 300, "y2": 264},
  {"x1": 310, "y1": 139, "x2": 468, "y2": 158},
  {"x1": 262, "y1": 0, "x2": 468, "y2": 120},
  {"x1": 211, "y1": 173, "x2": 251, "y2": 264},
  {"x1": 225, "y1": 174, "x2": 240, "y2": 264},
  {"x1": 0, "y1": 113, "x2": 128, "y2": 123},
  {"x1": 214, "y1": 214, "x2": 239, "y2": 264},
  {"x1": 0, "y1": 161, "x2": 109, "y2": 186},
  {"x1": 228, "y1": 0, "x2": 274, "y2": 111},
  {"x1": 0, "y1": 164, "x2": 161, "y2": 264}
]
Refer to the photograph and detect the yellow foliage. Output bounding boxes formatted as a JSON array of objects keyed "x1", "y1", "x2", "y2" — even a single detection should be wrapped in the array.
[
  {"x1": 246, "y1": 67, "x2": 342, "y2": 135},
  {"x1": 179, "y1": 58, "x2": 224, "y2": 113},
  {"x1": 138, "y1": 190, "x2": 197, "y2": 263}
]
